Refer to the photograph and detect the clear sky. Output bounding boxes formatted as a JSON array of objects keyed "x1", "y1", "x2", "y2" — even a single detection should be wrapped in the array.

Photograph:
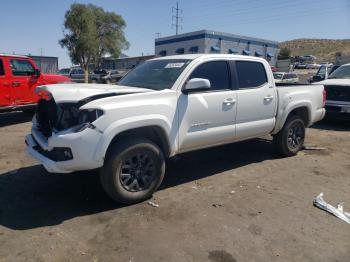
[{"x1": 1, "y1": 0, "x2": 349, "y2": 68}]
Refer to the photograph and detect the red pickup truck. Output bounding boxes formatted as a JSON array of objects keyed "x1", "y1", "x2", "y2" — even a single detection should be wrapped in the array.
[{"x1": 0, "y1": 54, "x2": 71, "y2": 112}]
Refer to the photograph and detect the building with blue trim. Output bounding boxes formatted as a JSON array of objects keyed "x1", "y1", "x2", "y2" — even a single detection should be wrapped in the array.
[{"x1": 155, "y1": 30, "x2": 279, "y2": 65}]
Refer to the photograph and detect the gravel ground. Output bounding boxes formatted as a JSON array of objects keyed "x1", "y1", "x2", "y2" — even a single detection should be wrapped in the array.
[{"x1": 0, "y1": 112, "x2": 349, "y2": 262}]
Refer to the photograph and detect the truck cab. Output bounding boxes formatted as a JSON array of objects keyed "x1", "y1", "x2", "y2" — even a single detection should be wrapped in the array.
[{"x1": 0, "y1": 54, "x2": 71, "y2": 112}]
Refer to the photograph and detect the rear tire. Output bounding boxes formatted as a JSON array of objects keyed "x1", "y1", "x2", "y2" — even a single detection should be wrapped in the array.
[
  {"x1": 100, "y1": 138, "x2": 165, "y2": 204},
  {"x1": 273, "y1": 115, "x2": 305, "y2": 157}
]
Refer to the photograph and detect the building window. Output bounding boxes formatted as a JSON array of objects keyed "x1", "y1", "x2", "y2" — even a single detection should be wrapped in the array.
[
  {"x1": 176, "y1": 48, "x2": 185, "y2": 54},
  {"x1": 255, "y1": 51, "x2": 263, "y2": 57},
  {"x1": 159, "y1": 50, "x2": 167, "y2": 56},
  {"x1": 211, "y1": 46, "x2": 221, "y2": 53},
  {"x1": 189, "y1": 46, "x2": 199, "y2": 53},
  {"x1": 267, "y1": 52, "x2": 274, "y2": 61},
  {"x1": 229, "y1": 48, "x2": 238, "y2": 54}
]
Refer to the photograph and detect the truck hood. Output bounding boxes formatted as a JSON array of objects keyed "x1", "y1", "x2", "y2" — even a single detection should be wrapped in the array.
[
  {"x1": 317, "y1": 79, "x2": 350, "y2": 86},
  {"x1": 35, "y1": 83, "x2": 153, "y2": 103}
]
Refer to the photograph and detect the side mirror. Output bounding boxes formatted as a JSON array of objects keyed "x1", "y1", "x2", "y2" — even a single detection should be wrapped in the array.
[
  {"x1": 182, "y1": 78, "x2": 211, "y2": 94},
  {"x1": 33, "y1": 69, "x2": 41, "y2": 77}
]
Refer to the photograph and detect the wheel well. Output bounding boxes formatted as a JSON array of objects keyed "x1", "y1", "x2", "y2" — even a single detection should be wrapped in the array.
[
  {"x1": 287, "y1": 107, "x2": 309, "y2": 126},
  {"x1": 106, "y1": 126, "x2": 171, "y2": 158}
]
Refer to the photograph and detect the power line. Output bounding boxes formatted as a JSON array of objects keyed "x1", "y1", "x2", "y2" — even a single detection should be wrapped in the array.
[
  {"x1": 172, "y1": 1, "x2": 183, "y2": 35},
  {"x1": 187, "y1": 0, "x2": 306, "y2": 20},
  {"x1": 186, "y1": 5, "x2": 345, "y2": 30}
]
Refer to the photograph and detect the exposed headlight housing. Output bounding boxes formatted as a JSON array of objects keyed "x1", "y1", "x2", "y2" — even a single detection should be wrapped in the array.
[{"x1": 71, "y1": 109, "x2": 104, "y2": 133}]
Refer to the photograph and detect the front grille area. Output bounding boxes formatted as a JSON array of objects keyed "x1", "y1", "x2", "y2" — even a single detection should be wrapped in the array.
[
  {"x1": 36, "y1": 98, "x2": 58, "y2": 137},
  {"x1": 33, "y1": 145, "x2": 73, "y2": 162},
  {"x1": 325, "y1": 85, "x2": 350, "y2": 102}
]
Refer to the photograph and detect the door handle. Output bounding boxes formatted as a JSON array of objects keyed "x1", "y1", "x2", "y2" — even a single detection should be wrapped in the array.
[
  {"x1": 264, "y1": 95, "x2": 274, "y2": 101},
  {"x1": 223, "y1": 98, "x2": 236, "y2": 105},
  {"x1": 12, "y1": 82, "x2": 21, "y2": 87}
]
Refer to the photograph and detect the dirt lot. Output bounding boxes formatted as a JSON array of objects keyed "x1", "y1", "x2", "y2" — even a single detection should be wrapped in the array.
[{"x1": 0, "y1": 112, "x2": 349, "y2": 262}]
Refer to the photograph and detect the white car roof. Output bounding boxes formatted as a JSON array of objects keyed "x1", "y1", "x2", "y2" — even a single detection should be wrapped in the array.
[{"x1": 150, "y1": 53, "x2": 267, "y2": 63}]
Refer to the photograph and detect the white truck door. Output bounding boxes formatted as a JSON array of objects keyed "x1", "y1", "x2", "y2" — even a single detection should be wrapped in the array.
[
  {"x1": 177, "y1": 60, "x2": 237, "y2": 152},
  {"x1": 234, "y1": 60, "x2": 277, "y2": 139}
]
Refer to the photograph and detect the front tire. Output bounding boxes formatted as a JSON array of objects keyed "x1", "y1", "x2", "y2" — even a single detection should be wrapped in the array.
[
  {"x1": 273, "y1": 115, "x2": 305, "y2": 157},
  {"x1": 100, "y1": 138, "x2": 165, "y2": 204}
]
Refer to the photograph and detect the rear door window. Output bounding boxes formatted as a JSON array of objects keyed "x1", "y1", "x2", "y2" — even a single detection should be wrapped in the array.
[
  {"x1": 10, "y1": 59, "x2": 35, "y2": 76},
  {"x1": 236, "y1": 61, "x2": 268, "y2": 89},
  {"x1": 0, "y1": 59, "x2": 4, "y2": 76},
  {"x1": 189, "y1": 61, "x2": 230, "y2": 91}
]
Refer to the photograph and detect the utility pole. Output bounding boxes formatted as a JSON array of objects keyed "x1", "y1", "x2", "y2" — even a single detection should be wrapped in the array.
[{"x1": 172, "y1": 1, "x2": 182, "y2": 35}]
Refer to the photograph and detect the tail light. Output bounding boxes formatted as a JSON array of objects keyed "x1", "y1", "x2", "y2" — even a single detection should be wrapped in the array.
[{"x1": 322, "y1": 88, "x2": 327, "y2": 107}]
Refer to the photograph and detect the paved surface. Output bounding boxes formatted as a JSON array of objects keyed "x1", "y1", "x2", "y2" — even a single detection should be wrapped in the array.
[{"x1": 0, "y1": 112, "x2": 350, "y2": 262}]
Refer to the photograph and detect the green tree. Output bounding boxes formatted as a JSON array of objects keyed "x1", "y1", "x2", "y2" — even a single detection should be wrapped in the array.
[
  {"x1": 278, "y1": 47, "x2": 291, "y2": 59},
  {"x1": 59, "y1": 4, "x2": 129, "y2": 83}
]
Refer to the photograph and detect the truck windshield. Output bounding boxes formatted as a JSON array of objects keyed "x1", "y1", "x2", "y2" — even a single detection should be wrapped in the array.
[
  {"x1": 119, "y1": 59, "x2": 191, "y2": 90},
  {"x1": 328, "y1": 65, "x2": 350, "y2": 79}
]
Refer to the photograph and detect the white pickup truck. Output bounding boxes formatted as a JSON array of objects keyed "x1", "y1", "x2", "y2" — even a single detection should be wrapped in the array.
[{"x1": 26, "y1": 54, "x2": 326, "y2": 204}]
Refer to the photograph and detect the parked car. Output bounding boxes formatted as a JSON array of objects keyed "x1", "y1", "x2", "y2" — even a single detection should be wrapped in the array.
[
  {"x1": 273, "y1": 72, "x2": 299, "y2": 84},
  {"x1": 90, "y1": 69, "x2": 127, "y2": 84},
  {"x1": 101, "y1": 69, "x2": 127, "y2": 84},
  {"x1": 294, "y1": 63, "x2": 307, "y2": 69},
  {"x1": 26, "y1": 54, "x2": 326, "y2": 204},
  {"x1": 58, "y1": 68, "x2": 71, "y2": 77},
  {"x1": 320, "y1": 62, "x2": 333, "y2": 68},
  {"x1": 316, "y1": 63, "x2": 350, "y2": 119},
  {"x1": 306, "y1": 63, "x2": 320, "y2": 69},
  {"x1": 58, "y1": 67, "x2": 99, "y2": 83},
  {"x1": 0, "y1": 54, "x2": 71, "y2": 112},
  {"x1": 309, "y1": 65, "x2": 340, "y2": 83}
]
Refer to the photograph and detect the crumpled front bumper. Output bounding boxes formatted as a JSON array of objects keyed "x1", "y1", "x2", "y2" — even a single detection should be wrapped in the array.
[{"x1": 25, "y1": 127, "x2": 104, "y2": 173}]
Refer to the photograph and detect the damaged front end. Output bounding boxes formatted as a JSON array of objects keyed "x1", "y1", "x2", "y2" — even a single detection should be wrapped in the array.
[
  {"x1": 26, "y1": 83, "x2": 151, "y2": 173},
  {"x1": 26, "y1": 91, "x2": 116, "y2": 173},
  {"x1": 35, "y1": 94, "x2": 112, "y2": 138}
]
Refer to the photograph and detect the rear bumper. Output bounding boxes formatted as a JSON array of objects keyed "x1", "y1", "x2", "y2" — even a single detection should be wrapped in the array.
[
  {"x1": 25, "y1": 127, "x2": 104, "y2": 173},
  {"x1": 325, "y1": 102, "x2": 350, "y2": 120}
]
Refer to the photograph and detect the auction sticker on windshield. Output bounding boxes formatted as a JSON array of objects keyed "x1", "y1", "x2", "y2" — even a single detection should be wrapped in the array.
[{"x1": 165, "y1": 63, "x2": 185, "y2": 68}]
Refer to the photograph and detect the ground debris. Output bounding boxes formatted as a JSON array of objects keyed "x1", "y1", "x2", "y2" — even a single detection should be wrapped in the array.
[
  {"x1": 303, "y1": 145, "x2": 328, "y2": 150},
  {"x1": 313, "y1": 193, "x2": 350, "y2": 224},
  {"x1": 212, "y1": 203, "x2": 224, "y2": 208},
  {"x1": 148, "y1": 201, "x2": 159, "y2": 208}
]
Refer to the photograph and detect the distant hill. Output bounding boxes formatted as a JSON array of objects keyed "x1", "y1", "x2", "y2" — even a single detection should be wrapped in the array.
[{"x1": 279, "y1": 39, "x2": 350, "y2": 63}]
